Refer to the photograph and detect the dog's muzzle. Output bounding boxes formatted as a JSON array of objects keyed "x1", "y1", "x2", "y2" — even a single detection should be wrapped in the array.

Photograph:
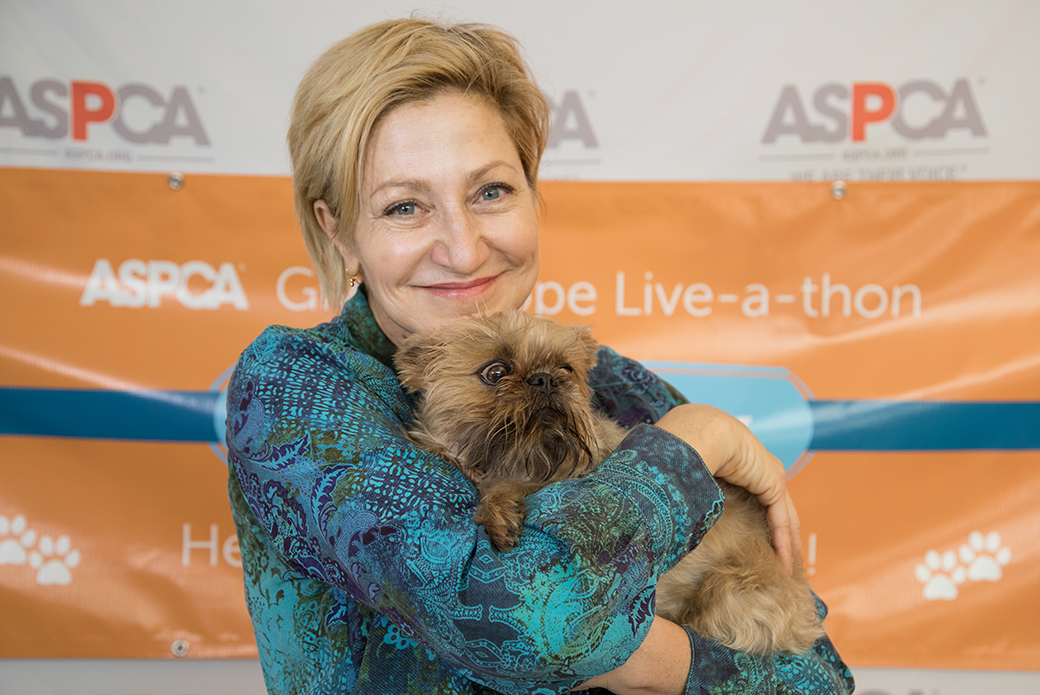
[{"x1": 526, "y1": 372, "x2": 557, "y2": 396}]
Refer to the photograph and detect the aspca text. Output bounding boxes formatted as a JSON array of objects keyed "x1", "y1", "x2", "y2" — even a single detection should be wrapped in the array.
[
  {"x1": 79, "y1": 259, "x2": 247, "y2": 310},
  {"x1": 762, "y1": 79, "x2": 986, "y2": 144},
  {"x1": 0, "y1": 76, "x2": 209, "y2": 145}
]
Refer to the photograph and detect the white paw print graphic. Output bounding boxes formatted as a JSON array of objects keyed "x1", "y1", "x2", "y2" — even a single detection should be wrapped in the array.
[
  {"x1": 28, "y1": 534, "x2": 81, "y2": 586},
  {"x1": 0, "y1": 514, "x2": 38, "y2": 566},
  {"x1": 959, "y1": 531, "x2": 1011, "y2": 582},
  {"x1": 916, "y1": 530, "x2": 1011, "y2": 601},
  {"x1": 915, "y1": 549, "x2": 966, "y2": 601}
]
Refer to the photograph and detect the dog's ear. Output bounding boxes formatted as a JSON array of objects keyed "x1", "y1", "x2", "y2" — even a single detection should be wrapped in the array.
[
  {"x1": 394, "y1": 337, "x2": 443, "y2": 392},
  {"x1": 569, "y1": 324, "x2": 600, "y2": 371}
]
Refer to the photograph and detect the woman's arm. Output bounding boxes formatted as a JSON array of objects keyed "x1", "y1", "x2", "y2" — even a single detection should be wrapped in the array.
[
  {"x1": 577, "y1": 611, "x2": 854, "y2": 695},
  {"x1": 227, "y1": 325, "x2": 721, "y2": 693},
  {"x1": 589, "y1": 347, "x2": 799, "y2": 573},
  {"x1": 583, "y1": 349, "x2": 853, "y2": 695},
  {"x1": 577, "y1": 617, "x2": 691, "y2": 695},
  {"x1": 654, "y1": 403, "x2": 801, "y2": 574}
]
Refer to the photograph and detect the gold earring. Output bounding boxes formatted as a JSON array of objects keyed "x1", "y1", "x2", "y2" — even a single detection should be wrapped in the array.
[{"x1": 348, "y1": 271, "x2": 360, "y2": 288}]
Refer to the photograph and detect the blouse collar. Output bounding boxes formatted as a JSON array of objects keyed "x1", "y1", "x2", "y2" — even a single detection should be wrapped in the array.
[{"x1": 338, "y1": 285, "x2": 398, "y2": 373}]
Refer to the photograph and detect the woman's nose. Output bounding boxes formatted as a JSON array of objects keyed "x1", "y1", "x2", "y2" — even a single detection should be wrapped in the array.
[{"x1": 431, "y1": 206, "x2": 490, "y2": 273}]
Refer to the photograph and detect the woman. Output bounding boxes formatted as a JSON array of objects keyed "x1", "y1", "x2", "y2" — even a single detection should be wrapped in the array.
[{"x1": 226, "y1": 18, "x2": 854, "y2": 695}]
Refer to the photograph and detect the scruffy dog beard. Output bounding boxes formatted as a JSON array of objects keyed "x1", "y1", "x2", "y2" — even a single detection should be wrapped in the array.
[{"x1": 395, "y1": 310, "x2": 824, "y2": 656}]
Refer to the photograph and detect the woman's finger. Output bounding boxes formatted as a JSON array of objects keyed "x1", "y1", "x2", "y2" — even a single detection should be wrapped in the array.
[
  {"x1": 764, "y1": 490, "x2": 794, "y2": 574},
  {"x1": 786, "y1": 492, "x2": 803, "y2": 566},
  {"x1": 733, "y1": 427, "x2": 799, "y2": 574}
]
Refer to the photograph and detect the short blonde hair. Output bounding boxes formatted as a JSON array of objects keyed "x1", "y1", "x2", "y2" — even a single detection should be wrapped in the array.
[{"x1": 288, "y1": 18, "x2": 551, "y2": 306}]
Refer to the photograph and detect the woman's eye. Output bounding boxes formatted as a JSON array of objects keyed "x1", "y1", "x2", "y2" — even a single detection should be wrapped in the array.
[
  {"x1": 385, "y1": 201, "x2": 418, "y2": 217},
  {"x1": 478, "y1": 183, "x2": 512, "y2": 202},
  {"x1": 479, "y1": 361, "x2": 512, "y2": 385}
]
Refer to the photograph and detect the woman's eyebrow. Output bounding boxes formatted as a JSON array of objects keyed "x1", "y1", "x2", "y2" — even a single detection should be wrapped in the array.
[
  {"x1": 369, "y1": 161, "x2": 520, "y2": 197},
  {"x1": 466, "y1": 160, "x2": 519, "y2": 184},
  {"x1": 369, "y1": 177, "x2": 431, "y2": 197}
]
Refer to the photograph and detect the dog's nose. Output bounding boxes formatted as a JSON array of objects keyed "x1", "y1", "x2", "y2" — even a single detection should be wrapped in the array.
[{"x1": 527, "y1": 372, "x2": 557, "y2": 395}]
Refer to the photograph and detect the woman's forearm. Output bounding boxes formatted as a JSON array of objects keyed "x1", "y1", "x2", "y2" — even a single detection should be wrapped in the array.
[
  {"x1": 575, "y1": 617, "x2": 691, "y2": 695},
  {"x1": 654, "y1": 403, "x2": 801, "y2": 573}
]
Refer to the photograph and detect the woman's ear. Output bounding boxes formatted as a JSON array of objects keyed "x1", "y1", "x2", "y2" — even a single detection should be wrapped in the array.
[{"x1": 314, "y1": 199, "x2": 358, "y2": 267}]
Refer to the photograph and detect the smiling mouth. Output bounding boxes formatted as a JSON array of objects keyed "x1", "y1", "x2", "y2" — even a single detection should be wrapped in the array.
[
  {"x1": 426, "y1": 276, "x2": 496, "y2": 290},
  {"x1": 422, "y1": 274, "x2": 502, "y2": 296}
]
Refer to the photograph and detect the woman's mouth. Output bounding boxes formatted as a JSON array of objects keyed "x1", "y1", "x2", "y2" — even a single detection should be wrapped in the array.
[{"x1": 421, "y1": 274, "x2": 501, "y2": 300}]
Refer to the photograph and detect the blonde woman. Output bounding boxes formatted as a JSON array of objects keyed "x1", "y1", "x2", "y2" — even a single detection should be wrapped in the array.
[{"x1": 227, "y1": 18, "x2": 852, "y2": 695}]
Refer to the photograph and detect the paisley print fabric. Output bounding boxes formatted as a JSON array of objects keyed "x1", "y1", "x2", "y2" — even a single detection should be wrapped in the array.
[{"x1": 226, "y1": 288, "x2": 854, "y2": 694}]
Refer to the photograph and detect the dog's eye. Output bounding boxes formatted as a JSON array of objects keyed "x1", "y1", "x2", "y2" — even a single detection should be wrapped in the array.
[{"x1": 479, "y1": 361, "x2": 512, "y2": 385}]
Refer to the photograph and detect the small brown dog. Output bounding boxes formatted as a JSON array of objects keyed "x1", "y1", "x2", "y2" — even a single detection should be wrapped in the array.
[{"x1": 395, "y1": 310, "x2": 824, "y2": 655}]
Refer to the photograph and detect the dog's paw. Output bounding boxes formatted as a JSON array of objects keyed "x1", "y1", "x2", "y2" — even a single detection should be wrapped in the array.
[
  {"x1": 483, "y1": 519, "x2": 522, "y2": 552},
  {"x1": 474, "y1": 491, "x2": 525, "y2": 552}
]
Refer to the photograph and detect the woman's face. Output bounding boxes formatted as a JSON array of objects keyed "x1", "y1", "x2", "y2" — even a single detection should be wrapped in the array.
[{"x1": 325, "y1": 91, "x2": 540, "y2": 346}]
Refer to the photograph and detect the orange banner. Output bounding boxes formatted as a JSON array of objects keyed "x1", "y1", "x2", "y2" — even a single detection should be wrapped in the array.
[{"x1": 1, "y1": 169, "x2": 1038, "y2": 669}]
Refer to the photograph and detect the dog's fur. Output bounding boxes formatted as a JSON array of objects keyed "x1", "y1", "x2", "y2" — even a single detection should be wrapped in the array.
[{"x1": 395, "y1": 310, "x2": 824, "y2": 655}]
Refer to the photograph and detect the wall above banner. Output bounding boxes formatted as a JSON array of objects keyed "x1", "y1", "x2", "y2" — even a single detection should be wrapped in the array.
[{"x1": 2, "y1": 1, "x2": 1038, "y2": 180}]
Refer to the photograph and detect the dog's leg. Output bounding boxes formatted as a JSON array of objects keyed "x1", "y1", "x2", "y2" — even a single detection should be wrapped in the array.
[{"x1": 474, "y1": 479, "x2": 544, "y2": 551}]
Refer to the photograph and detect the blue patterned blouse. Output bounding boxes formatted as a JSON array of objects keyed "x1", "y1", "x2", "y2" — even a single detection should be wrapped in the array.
[{"x1": 226, "y1": 288, "x2": 854, "y2": 694}]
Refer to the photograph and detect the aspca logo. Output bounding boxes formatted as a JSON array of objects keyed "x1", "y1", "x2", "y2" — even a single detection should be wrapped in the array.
[
  {"x1": 762, "y1": 79, "x2": 986, "y2": 144},
  {"x1": 547, "y1": 89, "x2": 598, "y2": 149},
  {"x1": 80, "y1": 259, "x2": 248, "y2": 310},
  {"x1": 0, "y1": 76, "x2": 209, "y2": 145}
]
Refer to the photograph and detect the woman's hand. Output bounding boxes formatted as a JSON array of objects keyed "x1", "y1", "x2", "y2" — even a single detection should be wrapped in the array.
[
  {"x1": 574, "y1": 617, "x2": 691, "y2": 695},
  {"x1": 653, "y1": 403, "x2": 801, "y2": 573}
]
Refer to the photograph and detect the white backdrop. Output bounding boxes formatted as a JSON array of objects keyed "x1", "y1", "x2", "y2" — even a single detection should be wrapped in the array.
[
  {"x1": 2, "y1": 1, "x2": 1038, "y2": 181},
  {"x1": 2, "y1": 1, "x2": 1039, "y2": 693}
]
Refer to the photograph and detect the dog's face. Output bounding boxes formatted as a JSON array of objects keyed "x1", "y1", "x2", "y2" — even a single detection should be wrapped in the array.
[{"x1": 395, "y1": 310, "x2": 602, "y2": 484}]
